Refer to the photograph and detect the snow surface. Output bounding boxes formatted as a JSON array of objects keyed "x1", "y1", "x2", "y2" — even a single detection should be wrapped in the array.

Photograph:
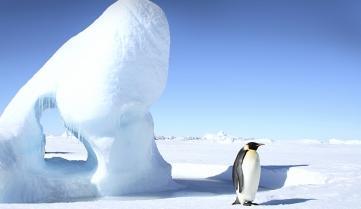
[
  {"x1": 0, "y1": 0, "x2": 172, "y2": 202},
  {"x1": 1, "y1": 137, "x2": 359, "y2": 208}
]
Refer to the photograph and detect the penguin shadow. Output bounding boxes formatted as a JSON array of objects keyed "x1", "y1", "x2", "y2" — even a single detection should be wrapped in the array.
[
  {"x1": 260, "y1": 198, "x2": 315, "y2": 205},
  {"x1": 208, "y1": 164, "x2": 309, "y2": 191}
]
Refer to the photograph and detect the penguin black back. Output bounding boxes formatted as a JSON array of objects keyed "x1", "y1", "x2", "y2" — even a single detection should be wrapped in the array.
[{"x1": 232, "y1": 147, "x2": 247, "y2": 200}]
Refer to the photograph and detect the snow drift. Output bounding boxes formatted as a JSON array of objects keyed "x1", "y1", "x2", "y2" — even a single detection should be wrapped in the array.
[
  {"x1": 187, "y1": 164, "x2": 327, "y2": 189},
  {"x1": 0, "y1": 0, "x2": 172, "y2": 202}
]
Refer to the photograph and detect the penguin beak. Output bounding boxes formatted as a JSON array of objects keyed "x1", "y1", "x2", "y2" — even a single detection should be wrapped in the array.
[{"x1": 258, "y1": 143, "x2": 265, "y2": 146}]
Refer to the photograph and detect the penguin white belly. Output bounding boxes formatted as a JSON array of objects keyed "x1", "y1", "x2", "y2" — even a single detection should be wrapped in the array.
[{"x1": 238, "y1": 150, "x2": 261, "y2": 203}]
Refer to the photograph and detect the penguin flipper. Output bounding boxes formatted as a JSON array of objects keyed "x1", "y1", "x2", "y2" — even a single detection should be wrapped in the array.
[
  {"x1": 232, "y1": 165, "x2": 240, "y2": 191},
  {"x1": 232, "y1": 148, "x2": 247, "y2": 192}
]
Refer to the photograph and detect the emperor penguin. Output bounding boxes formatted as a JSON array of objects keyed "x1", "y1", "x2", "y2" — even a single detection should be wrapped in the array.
[{"x1": 232, "y1": 142, "x2": 264, "y2": 206}]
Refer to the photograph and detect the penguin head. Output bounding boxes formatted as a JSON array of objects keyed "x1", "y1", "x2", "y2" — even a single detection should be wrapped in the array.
[{"x1": 244, "y1": 142, "x2": 264, "y2": 151}]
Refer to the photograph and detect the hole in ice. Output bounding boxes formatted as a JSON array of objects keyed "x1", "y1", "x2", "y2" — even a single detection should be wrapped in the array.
[
  {"x1": 40, "y1": 108, "x2": 66, "y2": 136},
  {"x1": 40, "y1": 108, "x2": 88, "y2": 161}
]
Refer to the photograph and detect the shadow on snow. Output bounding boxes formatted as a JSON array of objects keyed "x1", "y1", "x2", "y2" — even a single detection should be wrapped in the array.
[{"x1": 260, "y1": 198, "x2": 315, "y2": 205}]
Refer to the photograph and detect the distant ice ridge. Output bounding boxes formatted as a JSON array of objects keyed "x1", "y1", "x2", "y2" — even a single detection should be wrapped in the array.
[
  {"x1": 0, "y1": 0, "x2": 172, "y2": 203},
  {"x1": 297, "y1": 138, "x2": 361, "y2": 145},
  {"x1": 327, "y1": 139, "x2": 361, "y2": 145},
  {"x1": 156, "y1": 131, "x2": 273, "y2": 144},
  {"x1": 203, "y1": 131, "x2": 273, "y2": 144},
  {"x1": 156, "y1": 132, "x2": 361, "y2": 145}
]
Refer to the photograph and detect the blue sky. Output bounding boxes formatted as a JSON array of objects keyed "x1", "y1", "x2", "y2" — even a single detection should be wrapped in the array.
[{"x1": 0, "y1": 0, "x2": 360, "y2": 140}]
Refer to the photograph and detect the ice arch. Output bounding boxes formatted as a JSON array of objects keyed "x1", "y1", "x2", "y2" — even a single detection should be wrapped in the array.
[{"x1": 0, "y1": 0, "x2": 172, "y2": 202}]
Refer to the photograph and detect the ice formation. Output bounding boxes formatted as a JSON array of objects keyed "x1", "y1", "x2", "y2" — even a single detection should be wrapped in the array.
[{"x1": 0, "y1": 0, "x2": 172, "y2": 202}]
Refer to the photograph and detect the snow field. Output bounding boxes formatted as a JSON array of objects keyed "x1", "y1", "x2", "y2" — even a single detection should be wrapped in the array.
[{"x1": 19, "y1": 137, "x2": 358, "y2": 209}]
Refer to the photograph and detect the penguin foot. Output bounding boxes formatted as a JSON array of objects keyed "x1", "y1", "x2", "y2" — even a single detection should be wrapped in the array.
[
  {"x1": 243, "y1": 201, "x2": 258, "y2": 206},
  {"x1": 232, "y1": 198, "x2": 241, "y2": 205}
]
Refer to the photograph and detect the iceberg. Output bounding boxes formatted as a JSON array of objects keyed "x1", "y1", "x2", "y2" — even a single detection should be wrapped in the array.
[{"x1": 0, "y1": 0, "x2": 172, "y2": 202}]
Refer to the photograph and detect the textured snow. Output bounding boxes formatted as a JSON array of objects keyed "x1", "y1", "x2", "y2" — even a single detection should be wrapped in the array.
[
  {"x1": 0, "y1": 138, "x2": 360, "y2": 208},
  {"x1": 0, "y1": 0, "x2": 172, "y2": 202}
]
